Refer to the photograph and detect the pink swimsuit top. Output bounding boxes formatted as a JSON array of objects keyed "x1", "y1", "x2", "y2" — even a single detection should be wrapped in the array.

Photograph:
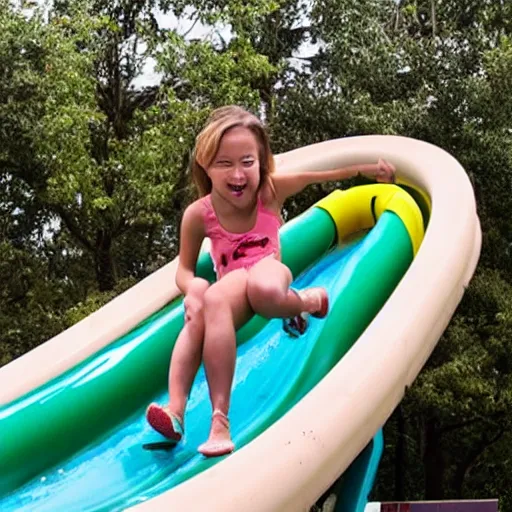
[{"x1": 201, "y1": 194, "x2": 282, "y2": 279}]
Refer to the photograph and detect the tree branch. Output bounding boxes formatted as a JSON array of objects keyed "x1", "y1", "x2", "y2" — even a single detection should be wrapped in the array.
[
  {"x1": 439, "y1": 417, "x2": 484, "y2": 434},
  {"x1": 291, "y1": 55, "x2": 317, "y2": 62},
  {"x1": 183, "y1": 14, "x2": 200, "y2": 38},
  {"x1": 440, "y1": 410, "x2": 507, "y2": 435},
  {"x1": 452, "y1": 427, "x2": 505, "y2": 496},
  {"x1": 53, "y1": 205, "x2": 94, "y2": 252},
  {"x1": 431, "y1": 0, "x2": 437, "y2": 38}
]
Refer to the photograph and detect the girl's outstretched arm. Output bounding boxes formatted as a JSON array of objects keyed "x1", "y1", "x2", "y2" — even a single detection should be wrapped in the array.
[
  {"x1": 175, "y1": 202, "x2": 207, "y2": 295},
  {"x1": 272, "y1": 158, "x2": 395, "y2": 205}
]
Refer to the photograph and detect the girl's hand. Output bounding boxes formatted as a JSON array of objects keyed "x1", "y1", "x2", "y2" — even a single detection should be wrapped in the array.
[
  {"x1": 375, "y1": 158, "x2": 396, "y2": 183},
  {"x1": 183, "y1": 278, "x2": 209, "y2": 322},
  {"x1": 359, "y1": 159, "x2": 396, "y2": 183}
]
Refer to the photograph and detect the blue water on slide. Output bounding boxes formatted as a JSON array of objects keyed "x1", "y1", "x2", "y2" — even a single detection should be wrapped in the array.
[{"x1": 2, "y1": 237, "x2": 368, "y2": 512}]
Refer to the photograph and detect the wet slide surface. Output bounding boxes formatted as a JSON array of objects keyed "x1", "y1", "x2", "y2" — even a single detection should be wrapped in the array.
[{"x1": 0, "y1": 211, "x2": 414, "y2": 512}]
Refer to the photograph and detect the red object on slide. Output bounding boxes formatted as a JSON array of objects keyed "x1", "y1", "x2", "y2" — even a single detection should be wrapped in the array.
[{"x1": 377, "y1": 501, "x2": 498, "y2": 512}]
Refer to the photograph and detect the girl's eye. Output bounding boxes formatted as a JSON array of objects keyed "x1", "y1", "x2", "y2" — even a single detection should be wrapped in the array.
[{"x1": 243, "y1": 159, "x2": 255, "y2": 167}]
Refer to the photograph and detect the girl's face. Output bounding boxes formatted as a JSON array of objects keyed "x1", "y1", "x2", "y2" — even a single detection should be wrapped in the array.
[{"x1": 207, "y1": 126, "x2": 261, "y2": 209}]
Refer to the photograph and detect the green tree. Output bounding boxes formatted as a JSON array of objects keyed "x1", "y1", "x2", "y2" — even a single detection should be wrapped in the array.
[
  {"x1": 1, "y1": 0, "x2": 275, "y2": 292},
  {"x1": 0, "y1": 0, "x2": 275, "y2": 364}
]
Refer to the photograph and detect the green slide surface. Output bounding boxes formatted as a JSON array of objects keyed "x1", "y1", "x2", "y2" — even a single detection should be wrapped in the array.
[{"x1": 0, "y1": 198, "x2": 416, "y2": 511}]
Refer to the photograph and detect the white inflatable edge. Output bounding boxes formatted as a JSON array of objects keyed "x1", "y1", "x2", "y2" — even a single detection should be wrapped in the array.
[{"x1": 0, "y1": 135, "x2": 481, "y2": 512}]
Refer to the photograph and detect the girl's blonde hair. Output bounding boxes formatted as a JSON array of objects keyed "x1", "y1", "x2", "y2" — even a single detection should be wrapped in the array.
[{"x1": 190, "y1": 105, "x2": 275, "y2": 197}]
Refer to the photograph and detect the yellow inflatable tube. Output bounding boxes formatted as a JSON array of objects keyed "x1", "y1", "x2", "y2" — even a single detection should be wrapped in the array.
[{"x1": 316, "y1": 184, "x2": 425, "y2": 256}]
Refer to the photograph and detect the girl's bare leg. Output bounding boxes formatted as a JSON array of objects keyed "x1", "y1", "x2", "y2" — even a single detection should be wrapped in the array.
[
  {"x1": 168, "y1": 279, "x2": 210, "y2": 417},
  {"x1": 146, "y1": 278, "x2": 209, "y2": 440},
  {"x1": 199, "y1": 269, "x2": 253, "y2": 457},
  {"x1": 246, "y1": 257, "x2": 328, "y2": 319}
]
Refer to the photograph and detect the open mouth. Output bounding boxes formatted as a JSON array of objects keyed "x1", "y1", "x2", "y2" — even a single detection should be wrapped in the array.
[{"x1": 228, "y1": 184, "x2": 247, "y2": 196}]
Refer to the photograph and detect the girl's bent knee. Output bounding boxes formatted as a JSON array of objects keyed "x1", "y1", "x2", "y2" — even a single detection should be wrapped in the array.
[
  {"x1": 203, "y1": 287, "x2": 226, "y2": 311},
  {"x1": 246, "y1": 280, "x2": 283, "y2": 310},
  {"x1": 188, "y1": 277, "x2": 210, "y2": 298}
]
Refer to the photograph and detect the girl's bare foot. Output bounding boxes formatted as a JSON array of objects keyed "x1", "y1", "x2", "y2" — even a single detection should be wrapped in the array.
[
  {"x1": 146, "y1": 403, "x2": 184, "y2": 442},
  {"x1": 198, "y1": 409, "x2": 235, "y2": 457},
  {"x1": 299, "y1": 287, "x2": 329, "y2": 318}
]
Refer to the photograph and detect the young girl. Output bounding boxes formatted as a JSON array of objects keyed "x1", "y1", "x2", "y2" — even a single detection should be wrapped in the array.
[{"x1": 146, "y1": 105, "x2": 395, "y2": 457}]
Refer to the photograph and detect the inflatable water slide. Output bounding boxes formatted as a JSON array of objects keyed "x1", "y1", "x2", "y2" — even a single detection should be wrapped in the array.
[{"x1": 0, "y1": 135, "x2": 481, "y2": 511}]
